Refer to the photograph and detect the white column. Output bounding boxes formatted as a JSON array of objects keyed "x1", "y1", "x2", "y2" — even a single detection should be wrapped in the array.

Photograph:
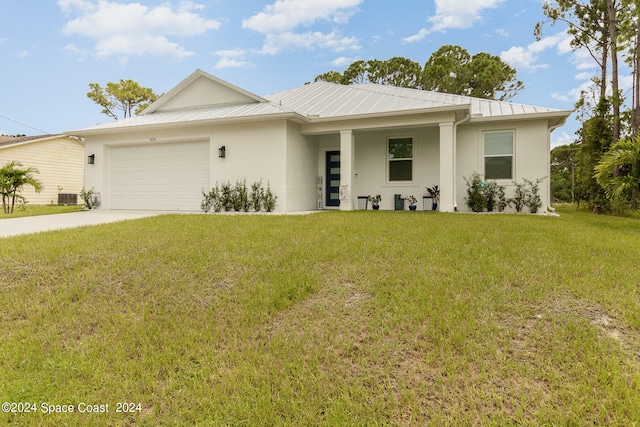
[
  {"x1": 340, "y1": 129, "x2": 355, "y2": 211},
  {"x1": 439, "y1": 121, "x2": 455, "y2": 212}
]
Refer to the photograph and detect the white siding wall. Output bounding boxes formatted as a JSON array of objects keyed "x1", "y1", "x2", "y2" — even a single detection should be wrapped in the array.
[{"x1": 0, "y1": 137, "x2": 84, "y2": 205}]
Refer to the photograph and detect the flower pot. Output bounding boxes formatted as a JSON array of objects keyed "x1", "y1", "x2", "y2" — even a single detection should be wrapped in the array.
[
  {"x1": 432, "y1": 203, "x2": 438, "y2": 211},
  {"x1": 372, "y1": 205, "x2": 380, "y2": 210},
  {"x1": 409, "y1": 205, "x2": 417, "y2": 211}
]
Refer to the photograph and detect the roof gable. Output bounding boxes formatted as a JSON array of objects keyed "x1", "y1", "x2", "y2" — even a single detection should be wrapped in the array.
[
  {"x1": 142, "y1": 69, "x2": 267, "y2": 114},
  {"x1": 0, "y1": 134, "x2": 81, "y2": 150}
]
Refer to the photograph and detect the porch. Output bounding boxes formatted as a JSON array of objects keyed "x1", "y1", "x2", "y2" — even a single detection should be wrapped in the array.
[{"x1": 312, "y1": 121, "x2": 459, "y2": 212}]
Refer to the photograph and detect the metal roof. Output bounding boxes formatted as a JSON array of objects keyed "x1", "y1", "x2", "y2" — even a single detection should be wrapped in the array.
[
  {"x1": 69, "y1": 79, "x2": 570, "y2": 134},
  {"x1": 265, "y1": 82, "x2": 564, "y2": 119}
]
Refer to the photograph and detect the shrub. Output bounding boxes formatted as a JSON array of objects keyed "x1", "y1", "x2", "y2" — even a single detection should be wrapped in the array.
[
  {"x1": 80, "y1": 187, "x2": 94, "y2": 210},
  {"x1": 484, "y1": 181, "x2": 498, "y2": 212},
  {"x1": 220, "y1": 182, "x2": 233, "y2": 212},
  {"x1": 497, "y1": 185, "x2": 509, "y2": 212},
  {"x1": 464, "y1": 173, "x2": 486, "y2": 212},
  {"x1": 263, "y1": 182, "x2": 277, "y2": 212},
  {"x1": 234, "y1": 180, "x2": 250, "y2": 212},
  {"x1": 524, "y1": 178, "x2": 544, "y2": 214},
  {"x1": 511, "y1": 181, "x2": 528, "y2": 213},
  {"x1": 250, "y1": 180, "x2": 264, "y2": 212},
  {"x1": 200, "y1": 189, "x2": 213, "y2": 213}
]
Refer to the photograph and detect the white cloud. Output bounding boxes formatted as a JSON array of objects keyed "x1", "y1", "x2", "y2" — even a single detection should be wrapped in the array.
[
  {"x1": 243, "y1": 0, "x2": 362, "y2": 54},
  {"x1": 331, "y1": 56, "x2": 355, "y2": 67},
  {"x1": 59, "y1": 0, "x2": 220, "y2": 59},
  {"x1": 213, "y1": 49, "x2": 252, "y2": 69},
  {"x1": 262, "y1": 31, "x2": 359, "y2": 55},
  {"x1": 551, "y1": 131, "x2": 576, "y2": 149},
  {"x1": 243, "y1": 0, "x2": 361, "y2": 33},
  {"x1": 17, "y1": 50, "x2": 29, "y2": 58},
  {"x1": 551, "y1": 92, "x2": 570, "y2": 102},
  {"x1": 405, "y1": 0, "x2": 505, "y2": 42},
  {"x1": 500, "y1": 32, "x2": 571, "y2": 71}
]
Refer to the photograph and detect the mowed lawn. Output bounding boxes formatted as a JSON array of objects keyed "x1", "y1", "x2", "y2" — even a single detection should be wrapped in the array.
[{"x1": 1, "y1": 209, "x2": 639, "y2": 426}]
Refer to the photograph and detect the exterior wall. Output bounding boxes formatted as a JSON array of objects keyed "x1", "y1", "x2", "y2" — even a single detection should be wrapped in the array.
[
  {"x1": 83, "y1": 120, "x2": 289, "y2": 210},
  {"x1": 0, "y1": 137, "x2": 84, "y2": 205},
  {"x1": 317, "y1": 126, "x2": 441, "y2": 211},
  {"x1": 456, "y1": 119, "x2": 551, "y2": 211},
  {"x1": 285, "y1": 122, "x2": 318, "y2": 211}
]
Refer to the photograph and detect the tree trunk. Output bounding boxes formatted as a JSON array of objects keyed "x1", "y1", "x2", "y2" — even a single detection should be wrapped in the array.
[
  {"x1": 633, "y1": 26, "x2": 640, "y2": 136},
  {"x1": 607, "y1": 0, "x2": 620, "y2": 143}
]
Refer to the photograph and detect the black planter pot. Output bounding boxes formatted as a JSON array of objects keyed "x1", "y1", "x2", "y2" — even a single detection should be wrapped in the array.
[
  {"x1": 372, "y1": 205, "x2": 380, "y2": 210},
  {"x1": 432, "y1": 203, "x2": 438, "y2": 211},
  {"x1": 409, "y1": 205, "x2": 417, "y2": 211}
]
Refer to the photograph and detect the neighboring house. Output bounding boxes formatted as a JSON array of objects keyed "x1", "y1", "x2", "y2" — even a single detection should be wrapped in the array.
[
  {"x1": 68, "y1": 69, "x2": 571, "y2": 212},
  {"x1": 0, "y1": 134, "x2": 85, "y2": 205}
]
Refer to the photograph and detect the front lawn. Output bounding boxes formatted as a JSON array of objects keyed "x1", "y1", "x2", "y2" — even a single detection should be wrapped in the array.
[
  {"x1": 1, "y1": 209, "x2": 639, "y2": 425},
  {"x1": 0, "y1": 204, "x2": 83, "y2": 219}
]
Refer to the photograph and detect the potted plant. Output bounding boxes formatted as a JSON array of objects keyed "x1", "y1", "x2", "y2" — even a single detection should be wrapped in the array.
[
  {"x1": 426, "y1": 185, "x2": 440, "y2": 211},
  {"x1": 405, "y1": 195, "x2": 417, "y2": 211},
  {"x1": 368, "y1": 194, "x2": 381, "y2": 210}
]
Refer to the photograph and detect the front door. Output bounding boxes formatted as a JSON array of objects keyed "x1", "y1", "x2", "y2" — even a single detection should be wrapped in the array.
[{"x1": 325, "y1": 151, "x2": 340, "y2": 207}]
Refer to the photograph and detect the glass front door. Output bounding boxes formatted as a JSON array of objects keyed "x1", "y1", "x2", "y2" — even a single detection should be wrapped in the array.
[{"x1": 325, "y1": 151, "x2": 340, "y2": 207}]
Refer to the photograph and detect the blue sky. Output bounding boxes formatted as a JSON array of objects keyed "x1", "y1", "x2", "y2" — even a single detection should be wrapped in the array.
[{"x1": 1, "y1": 0, "x2": 596, "y2": 147}]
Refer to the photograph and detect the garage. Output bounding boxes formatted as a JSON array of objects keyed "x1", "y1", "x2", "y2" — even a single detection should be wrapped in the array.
[{"x1": 109, "y1": 140, "x2": 210, "y2": 210}]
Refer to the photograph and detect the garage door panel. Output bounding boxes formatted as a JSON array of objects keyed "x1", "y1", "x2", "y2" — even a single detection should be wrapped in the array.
[{"x1": 109, "y1": 141, "x2": 210, "y2": 210}]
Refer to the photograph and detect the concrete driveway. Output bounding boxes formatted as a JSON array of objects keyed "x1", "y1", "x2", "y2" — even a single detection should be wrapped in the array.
[{"x1": 0, "y1": 210, "x2": 185, "y2": 238}]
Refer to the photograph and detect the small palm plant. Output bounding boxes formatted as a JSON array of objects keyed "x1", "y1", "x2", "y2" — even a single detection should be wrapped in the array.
[{"x1": 0, "y1": 161, "x2": 42, "y2": 214}]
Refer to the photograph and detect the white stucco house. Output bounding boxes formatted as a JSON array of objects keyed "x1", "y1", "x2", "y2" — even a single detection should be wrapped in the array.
[{"x1": 68, "y1": 69, "x2": 570, "y2": 212}]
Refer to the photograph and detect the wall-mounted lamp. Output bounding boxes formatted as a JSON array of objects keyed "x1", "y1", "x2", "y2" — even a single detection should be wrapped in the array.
[
  {"x1": 218, "y1": 146, "x2": 226, "y2": 158},
  {"x1": 87, "y1": 154, "x2": 95, "y2": 165}
]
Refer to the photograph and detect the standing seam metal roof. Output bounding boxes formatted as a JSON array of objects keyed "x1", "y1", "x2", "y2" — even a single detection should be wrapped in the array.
[{"x1": 70, "y1": 80, "x2": 568, "y2": 133}]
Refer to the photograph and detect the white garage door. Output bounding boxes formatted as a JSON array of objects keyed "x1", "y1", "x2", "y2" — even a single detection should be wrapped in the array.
[{"x1": 109, "y1": 140, "x2": 210, "y2": 210}]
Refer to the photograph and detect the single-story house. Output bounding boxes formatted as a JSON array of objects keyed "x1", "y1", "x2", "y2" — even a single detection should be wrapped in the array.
[
  {"x1": 68, "y1": 69, "x2": 571, "y2": 212},
  {"x1": 0, "y1": 134, "x2": 85, "y2": 205}
]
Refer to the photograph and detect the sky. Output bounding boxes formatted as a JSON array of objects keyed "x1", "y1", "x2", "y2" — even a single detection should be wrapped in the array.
[{"x1": 0, "y1": 0, "x2": 601, "y2": 148}]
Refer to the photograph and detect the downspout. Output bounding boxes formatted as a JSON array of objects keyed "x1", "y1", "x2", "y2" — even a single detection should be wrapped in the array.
[
  {"x1": 547, "y1": 118, "x2": 568, "y2": 212},
  {"x1": 452, "y1": 113, "x2": 471, "y2": 211}
]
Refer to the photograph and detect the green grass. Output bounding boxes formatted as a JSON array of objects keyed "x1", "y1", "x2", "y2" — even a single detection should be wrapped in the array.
[
  {"x1": 0, "y1": 205, "x2": 83, "y2": 219},
  {"x1": 1, "y1": 209, "x2": 640, "y2": 425}
]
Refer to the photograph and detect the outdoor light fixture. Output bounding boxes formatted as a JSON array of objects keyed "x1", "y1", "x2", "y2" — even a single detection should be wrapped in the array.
[
  {"x1": 218, "y1": 146, "x2": 226, "y2": 158},
  {"x1": 87, "y1": 154, "x2": 95, "y2": 165}
]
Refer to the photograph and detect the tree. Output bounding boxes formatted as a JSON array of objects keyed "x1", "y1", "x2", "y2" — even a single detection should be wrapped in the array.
[
  {"x1": 314, "y1": 47, "x2": 523, "y2": 101},
  {"x1": 0, "y1": 161, "x2": 43, "y2": 214},
  {"x1": 315, "y1": 58, "x2": 422, "y2": 88},
  {"x1": 465, "y1": 52, "x2": 524, "y2": 101},
  {"x1": 536, "y1": 0, "x2": 610, "y2": 101},
  {"x1": 422, "y1": 46, "x2": 523, "y2": 100},
  {"x1": 87, "y1": 79, "x2": 159, "y2": 120},
  {"x1": 595, "y1": 135, "x2": 640, "y2": 208},
  {"x1": 550, "y1": 143, "x2": 580, "y2": 202},
  {"x1": 422, "y1": 45, "x2": 471, "y2": 95},
  {"x1": 366, "y1": 57, "x2": 423, "y2": 88},
  {"x1": 575, "y1": 98, "x2": 614, "y2": 209}
]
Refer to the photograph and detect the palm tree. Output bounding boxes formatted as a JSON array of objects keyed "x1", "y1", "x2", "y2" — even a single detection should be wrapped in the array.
[
  {"x1": 0, "y1": 161, "x2": 43, "y2": 214},
  {"x1": 594, "y1": 136, "x2": 640, "y2": 209}
]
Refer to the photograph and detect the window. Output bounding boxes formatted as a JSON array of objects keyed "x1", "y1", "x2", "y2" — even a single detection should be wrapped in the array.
[
  {"x1": 484, "y1": 131, "x2": 513, "y2": 180},
  {"x1": 388, "y1": 137, "x2": 413, "y2": 181}
]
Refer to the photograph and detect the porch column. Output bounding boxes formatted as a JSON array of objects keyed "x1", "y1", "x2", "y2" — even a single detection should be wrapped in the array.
[
  {"x1": 439, "y1": 121, "x2": 455, "y2": 212},
  {"x1": 340, "y1": 129, "x2": 355, "y2": 211}
]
